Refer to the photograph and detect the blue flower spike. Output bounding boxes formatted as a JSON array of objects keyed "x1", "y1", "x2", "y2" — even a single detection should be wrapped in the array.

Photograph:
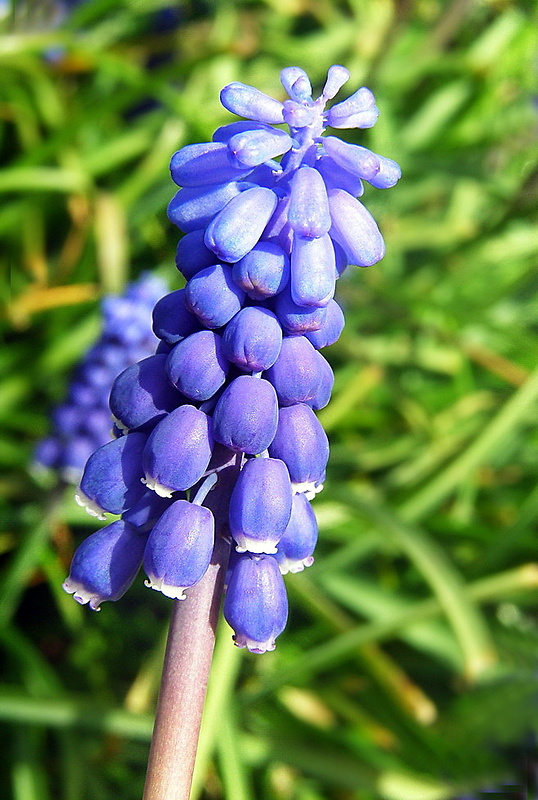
[
  {"x1": 34, "y1": 274, "x2": 166, "y2": 483},
  {"x1": 62, "y1": 66, "x2": 399, "y2": 652}
]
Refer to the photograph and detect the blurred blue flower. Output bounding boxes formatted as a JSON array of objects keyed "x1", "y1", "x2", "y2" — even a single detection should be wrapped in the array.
[
  {"x1": 35, "y1": 274, "x2": 166, "y2": 484},
  {"x1": 63, "y1": 66, "x2": 400, "y2": 652}
]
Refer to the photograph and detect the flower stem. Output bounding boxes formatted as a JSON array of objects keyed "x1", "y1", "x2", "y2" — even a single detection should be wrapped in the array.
[{"x1": 142, "y1": 534, "x2": 231, "y2": 800}]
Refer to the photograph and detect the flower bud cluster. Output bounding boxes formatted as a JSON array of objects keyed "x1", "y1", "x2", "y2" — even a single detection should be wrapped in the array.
[
  {"x1": 63, "y1": 66, "x2": 399, "y2": 653},
  {"x1": 34, "y1": 274, "x2": 166, "y2": 483}
]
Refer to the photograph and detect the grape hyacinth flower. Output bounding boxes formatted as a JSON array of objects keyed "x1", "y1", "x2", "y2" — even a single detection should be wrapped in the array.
[
  {"x1": 63, "y1": 66, "x2": 400, "y2": 658},
  {"x1": 35, "y1": 274, "x2": 166, "y2": 484}
]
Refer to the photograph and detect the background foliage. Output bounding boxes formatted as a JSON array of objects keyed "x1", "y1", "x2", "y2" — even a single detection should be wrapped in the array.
[{"x1": 1, "y1": 0, "x2": 537, "y2": 798}]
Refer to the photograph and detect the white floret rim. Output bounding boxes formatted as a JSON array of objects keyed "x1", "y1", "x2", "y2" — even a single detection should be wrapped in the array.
[
  {"x1": 233, "y1": 533, "x2": 279, "y2": 555},
  {"x1": 277, "y1": 555, "x2": 315, "y2": 575},
  {"x1": 144, "y1": 577, "x2": 187, "y2": 600},
  {"x1": 62, "y1": 578, "x2": 102, "y2": 611},
  {"x1": 233, "y1": 634, "x2": 276, "y2": 654},
  {"x1": 141, "y1": 475, "x2": 175, "y2": 498},
  {"x1": 74, "y1": 488, "x2": 107, "y2": 520},
  {"x1": 292, "y1": 480, "x2": 324, "y2": 501}
]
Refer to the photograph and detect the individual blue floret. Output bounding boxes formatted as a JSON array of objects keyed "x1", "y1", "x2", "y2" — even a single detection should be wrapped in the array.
[
  {"x1": 144, "y1": 499, "x2": 215, "y2": 599},
  {"x1": 62, "y1": 520, "x2": 147, "y2": 611},
  {"x1": 228, "y1": 457, "x2": 293, "y2": 554},
  {"x1": 223, "y1": 553, "x2": 289, "y2": 653}
]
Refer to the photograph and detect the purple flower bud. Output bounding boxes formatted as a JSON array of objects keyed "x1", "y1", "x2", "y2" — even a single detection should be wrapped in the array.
[
  {"x1": 224, "y1": 553, "x2": 288, "y2": 653},
  {"x1": 220, "y1": 82, "x2": 285, "y2": 124},
  {"x1": 142, "y1": 405, "x2": 213, "y2": 496},
  {"x1": 144, "y1": 499, "x2": 214, "y2": 598},
  {"x1": 315, "y1": 155, "x2": 364, "y2": 197},
  {"x1": 232, "y1": 241, "x2": 290, "y2": 300},
  {"x1": 109, "y1": 355, "x2": 182, "y2": 432},
  {"x1": 322, "y1": 64, "x2": 350, "y2": 100},
  {"x1": 76, "y1": 432, "x2": 147, "y2": 517},
  {"x1": 204, "y1": 186, "x2": 278, "y2": 263},
  {"x1": 227, "y1": 128, "x2": 292, "y2": 169},
  {"x1": 168, "y1": 181, "x2": 253, "y2": 232},
  {"x1": 170, "y1": 142, "x2": 252, "y2": 187},
  {"x1": 262, "y1": 195, "x2": 293, "y2": 252},
  {"x1": 62, "y1": 520, "x2": 146, "y2": 610},
  {"x1": 323, "y1": 136, "x2": 380, "y2": 181},
  {"x1": 165, "y1": 330, "x2": 229, "y2": 401},
  {"x1": 366, "y1": 154, "x2": 402, "y2": 189},
  {"x1": 122, "y1": 489, "x2": 175, "y2": 532},
  {"x1": 229, "y1": 457, "x2": 292, "y2": 553},
  {"x1": 304, "y1": 299, "x2": 345, "y2": 349},
  {"x1": 185, "y1": 264, "x2": 245, "y2": 329},
  {"x1": 212, "y1": 375, "x2": 278, "y2": 455},
  {"x1": 274, "y1": 285, "x2": 328, "y2": 334},
  {"x1": 329, "y1": 188, "x2": 385, "y2": 267},
  {"x1": 175, "y1": 229, "x2": 220, "y2": 280},
  {"x1": 279, "y1": 67, "x2": 312, "y2": 103},
  {"x1": 275, "y1": 493, "x2": 318, "y2": 574},
  {"x1": 327, "y1": 87, "x2": 379, "y2": 129},
  {"x1": 282, "y1": 100, "x2": 316, "y2": 129},
  {"x1": 265, "y1": 336, "x2": 323, "y2": 407},
  {"x1": 288, "y1": 166, "x2": 331, "y2": 239},
  {"x1": 280, "y1": 66, "x2": 310, "y2": 98},
  {"x1": 308, "y1": 353, "x2": 334, "y2": 410},
  {"x1": 152, "y1": 289, "x2": 202, "y2": 345},
  {"x1": 290, "y1": 232, "x2": 336, "y2": 307},
  {"x1": 213, "y1": 120, "x2": 272, "y2": 144},
  {"x1": 222, "y1": 307, "x2": 282, "y2": 372},
  {"x1": 268, "y1": 404, "x2": 329, "y2": 492}
]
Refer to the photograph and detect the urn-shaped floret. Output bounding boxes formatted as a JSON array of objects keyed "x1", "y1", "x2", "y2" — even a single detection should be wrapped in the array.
[
  {"x1": 144, "y1": 499, "x2": 215, "y2": 599},
  {"x1": 185, "y1": 263, "x2": 245, "y2": 329},
  {"x1": 152, "y1": 289, "x2": 201, "y2": 346},
  {"x1": 204, "y1": 186, "x2": 278, "y2": 263},
  {"x1": 275, "y1": 493, "x2": 318, "y2": 574},
  {"x1": 269, "y1": 403, "x2": 329, "y2": 495},
  {"x1": 109, "y1": 354, "x2": 183, "y2": 432},
  {"x1": 232, "y1": 241, "x2": 290, "y2": 300},
  {"x1": 62, "y1": 520, "x2": 146, "y2": 610},
  {"x1": 224, "y1": 553, "x2": 288, "y2": 653},
  {"x1": 165, "y1": 330, "x2": 229, "y2": 401},
  {"x1": 264, "y1": 336, "x2": 324, "y2": 407},
  {"x1": 212, "y1": 375, "x2": 278, "y2": 454},
  {"x1": 76, "y1": 432, "x2": 147, "y2": 518},
  {"x1": 229, "y1": 457, "x2": 293, "y2": 553},
  {"x1": 222, "y1": 306, "x2": 282, "y2": 372},
  {"x1": 142, "y1": 405, "x2": 213, "y2": 497}
]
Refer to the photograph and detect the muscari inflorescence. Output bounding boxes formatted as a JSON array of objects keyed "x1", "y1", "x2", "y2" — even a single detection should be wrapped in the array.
[{"x1": 63, "y1": 65, "x2": 400, "y2": 654}]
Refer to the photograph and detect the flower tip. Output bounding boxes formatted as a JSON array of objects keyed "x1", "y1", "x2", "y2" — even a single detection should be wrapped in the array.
[
  {"x1": 144, "y1": 577, "x2": 187, "y2": 600},
  {"x1": 233, "y1": 634, "x2": 277, "y2": 654},
  {"x1": 234, "y1": 539, "x2": 279, "y2": 555},
  {"x1": 63, "y1": 578, "x2": 102, "y2": 611},
  {"x1": 141, "y1": 476, "x2": 174, "y2": 498},
  {"x1": 278, "y1": 555, "x2": 315, "y2": 575},
  {"x1": 322, "y1": 65, "x2": 350, "y2": 100},
  {"x1": 292, "y1": 480, "x2": 324, "y2": 499},
  {"x1": 74, "y1": 489, "x2": 107, "y2": 520}
]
